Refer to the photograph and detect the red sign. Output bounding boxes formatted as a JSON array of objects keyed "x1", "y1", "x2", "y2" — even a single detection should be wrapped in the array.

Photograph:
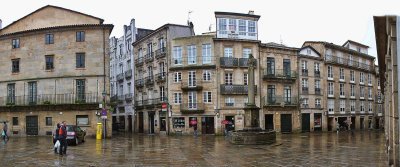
[{"x1": 162, "y1": 104, "x2": 167, "y2": 109}]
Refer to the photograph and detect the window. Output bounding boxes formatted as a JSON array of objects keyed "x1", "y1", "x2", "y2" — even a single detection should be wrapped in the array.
[
  {"x1": 349, "y1": 54, "x2": 353, "y2": 66},
  {"x1": 12, "y1": 39, "x2": 20, "y2": 48},
  {"x1": 76, "y1": 115, "x2": 89, "y2": 125},
  {"x1": 173, "y1": 117, "x2": 185, "y2": 129},
  {"x1": 284, "y1": 86, "x2": 291, "y2": 103},
  {"x1": 244, "y1": 73, "x2": 248, "y2": 85},
  {"x1": 315, "y1": 99, "x2": 321, "y2": 108},
  {"x1": 378, "y1": 78, "x2": 381, "y2": 88},
  {"x1": 302, "y1": 61, "x2": 308, "y2": 70},
  {"x1": 340, "y1": 100, "x2": 345, "y2": 113},
  {"x1": 28, "y1": 82, "x2": 37, "y2": 104},
  {"x1": 7, "y1": 84, "x2": 15, "y2": 104},
  {"x1": 174, "y1": 72, "x2": 182, "y2": 82},
  {"x1": 12, "y1": 59, "x2": 19, "y2": 73},
  {"x1": 45, "y1": 55, "x2": 54, "y2": 70},
  {"x1": 350, "y1": 70, "x2": 355, "y2": 82},
  {"x1": 218, "y1": 18, "x2": 227, "y2": 34},
  {"x1": 45, "y1": 34, "x2": 54, "y2": 44},
  {"x1": 307, "y1": 49, "x2": 311, "y2": 55},
  {"x1": 173, "y1": 46, "x2": 182, "y2": 65},
  {"x1": 360, "y1": 86, "x2": 365, "y2": 98},
  {"x1": 248, "y1": 21, "x2": 256, "y2": 36},
  {"x1": 315, "y1": 80, "x2": 320, "y2": 89},
  {"x1": 328, "y1": 82, "x2": 333, "y2": 96},
  {"x1": 327, "y1": 66, "x2": 333, "y2": 79},
  {"x1": 366, "y1": 60, "x2": 370, "y2": 70},
  {"x1": 225, "y1": 73, "x2": 233, "y2": 85},
  {"x1": 340, "y1": 84, "x2": 345, "y2": 97},
  {"x1": 159, "y1": 38, "x2": 164, "y2": 49},
  {"x1": 174, "y1": 93, "x2": 182, "y2": 104},
  {"x1": 351, "y1": 85, "x2": 355, "y2": 97},
  {"x1": 314, "y1": 63, "x2": 320, "y2": 72},
  {"x1": 267, "y1": 85, "x2": 276, "y2": 103},
  {"x1": 228, "y1": 19, "x2": 236, "y2": 31},
  {"x1": 368, "y1": 87, "x2": 372, "y2": 99},
  {"x1": 203, "y1": 71, "x2": 211, "y2": 81},
  {"x1": 159, "y1": 86, "x2": 165, "y2": 99},
  {"x1": 188, "y1": 45, "x2": 196, "y2": 64},
  {"x1": 12, "y1": 117, "x2": 18, "y2": 126},
  {"x1": 188, "y1": 71, "x2": 196, "y2": 87},
  {"x1": 225, "y1": 97, "x2": 234, "y2": 106},
  {"x1": 76, "y1": 53, "x2": 85, "y2": 68},
  {"x1": 244, "y1": 97, "x2": 249, "y2": 106},
  {"x1": 368, "y1": 102, "x2": 373, "y2": 113},
  {"x1": 243, "y1": 48, "x2": 251, "y2": 58},
  {"x1": 188, "y1": 91, "x2": 197, "y2": 109},
  {"x1": 328, "y1": 100, "x2": 334, "y2": 113},
  {"x1": 358, "y1": 58, "x2": 362, "y2": 68},
  {"x1": 340, "y1": 68, "x2": 345, "y2": 81},
  {"x1": 338, "y1": 52, "x2": 343, "y2": 64},
  {"x1": 368, "y1": 74, "x2": 372, "y2": 85},
  {"x1": 360, "y1": 101, "x2": 365, "y2": 113},
  {"x1": 302, "y1": 79, "x2": 308, "y2": 88},
  {"x1": 267, "y1": 57, "x2": 275, "y2": 75},
  {"x1": 224, "y1": 47, "x2": 233, "y2": 57},
  {"x1": 350, "y1": 101, "x2": 355, "y2": 113},
  {"x1": 76, "y1": 79, "x2": 85, "y2": 101},
  {"x1": 76, "y1": 31, "x2": 85, "y2": 42},
  {"x1": 302, "y1": 98, "x2": 309, "y2": 108},
  {"x1": 139, "y1": 48, "x2": 143, "y2": 58},
  {"x1": 148, "y1": 66, "x2": 153, "y2": 76},
  {"x1": 46, "y1": 117, "x2": 52, "y2": 126},
  {"x1": 239, "y1": 20, "x2": 247, "y2": 35},
  {"x1": 203, "y1": 92, "x2": 212, "y2": 103},
  {"x1": 202, "y1": 44, "x2": 211, "y2": 64},
  {"x1": 360, "y1": 72, "x2": 364, "y2": 84}
]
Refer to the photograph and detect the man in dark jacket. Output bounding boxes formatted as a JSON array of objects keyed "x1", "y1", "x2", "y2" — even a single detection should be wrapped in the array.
[
  {"x1": 58, "y1": 121, "x2": 67, "y2": 155},
  {"x1": 3, "y1": 122, "x2": 9, "y2": 140},
  {"x1": 54, "y1": 123, "x2": 60, "y2": 153}
]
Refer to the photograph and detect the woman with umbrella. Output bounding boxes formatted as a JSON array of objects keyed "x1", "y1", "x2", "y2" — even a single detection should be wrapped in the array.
[
  {"x1": 221, "y1": 120, "x2": 230, "y2": 136},
  {"x1": 190, "y1": 119, "x2": 198, "y2": 137}
]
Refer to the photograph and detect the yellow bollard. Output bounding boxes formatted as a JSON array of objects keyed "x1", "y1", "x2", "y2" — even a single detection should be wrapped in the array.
[{"x1": 96, "y1": 123, "x2": 103, "y2": 139}]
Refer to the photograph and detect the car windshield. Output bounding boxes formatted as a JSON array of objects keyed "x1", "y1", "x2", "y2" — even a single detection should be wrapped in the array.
[{"x1": 66, "y1": 126, "x2": 75, "y2": 132}]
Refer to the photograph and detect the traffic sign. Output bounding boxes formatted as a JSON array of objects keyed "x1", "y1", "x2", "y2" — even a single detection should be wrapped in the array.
[
  {"x1": 101, "y1": 110, "x2": 107, "y2": 116},
  {"x1": 162, "y1": 104, "x2": 167, "y2": 111}
]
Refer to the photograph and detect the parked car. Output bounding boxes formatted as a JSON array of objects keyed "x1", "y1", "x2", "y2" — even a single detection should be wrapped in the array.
[{"x1": 53, "y1": 125, "x2": 86, "y2": 145}]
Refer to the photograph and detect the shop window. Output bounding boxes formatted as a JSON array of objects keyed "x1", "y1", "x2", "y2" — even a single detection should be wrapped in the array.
[
  {"x1": 173, "y1": 117, "x2": 185, "y2": 129},
  {"x1": 76, "y1": 115, "x2": 89, "y2": 125}
]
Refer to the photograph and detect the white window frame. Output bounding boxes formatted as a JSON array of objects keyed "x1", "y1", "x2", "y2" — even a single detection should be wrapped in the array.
[
  {"x1": 202, "y1": 44, "x2": 212, "y2": 64},
  {"x1": 243, "y1": 48, "x2": 251, "y2": 58},
  {"x1": 350, "y1": 84, "x2": 355, "y2": 98},
  {"x1": 368, "y1": 87, "x2": 373, "y2": 100},
  {"x1": 174, "y1": 72, "x2": 182, "y2": 83},
  {"x1": 224, "y1": 47, "x2": 233, "y2": 58},
  {"x1": 340, "y1": 84, "x2": 345, "y2": 98},
  {"x1": 315, "y1": 99, "x2": 321, "y2": 108},
  {"x1": 360, "y1": 86, "x2": 365, "y2": 99},
  {"x1": 368, "y1": 102, "x2": 373, "y2": 113},
  {"x1": 360, "y1": 72, "x2": 364, "y2": 85},
  {"x1": 339, "y1": 68, "x2": 345, "y2": 81},
  {"x1": 225, "y1": 73, "x2": 233, "y2": 85},
  {"x1": 350, "y1": 101, "x2": 355, "y2": 113},
  {"x1": 188, "y1": 45, "x2": 196, "y2": 65},
  {"x1": 328, "y1": 100, "x2": 334, "y2": 114},
  {"x1": 350, "y1": 70, "x2": 355, "y2": 83},
  {"x1": 328, "y1": 82, "x2": 334, "y2": 97},
  {"x1": 203, "y1": 91, "x2": 212, "y2": 103},
  {"x1": 173, "y1": 46, "x2": 182, "y2": 65},
  {"x1": 340, "y1": 100, "x2": 345, "y2": 113},
  {"x1": 244, "y1": 73, "x2": 248, "y2": 85},
  {"x1": 368, "y1": 74, "x2": 372, "y2": 86},
  {"x1": 327, "y1": 66, "x2": 333, "y2": 80},
  {"x1": 203, "y1": 71, "x2": 211, "y2": 81},
  {"x1": 225, "y1": 97, "x2": 234, "y2": 106},
  {"x1": 360, "y1": 101, "x2": 365, "y2": 113}
]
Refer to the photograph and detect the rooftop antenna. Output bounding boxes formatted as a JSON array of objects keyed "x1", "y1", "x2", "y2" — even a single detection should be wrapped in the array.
[
  {"x1": 209, "y1": 24, "x2": 213, "y2": 31},
  {"x1": 280, "y1": 35, "x2": 283, "y2": 45},
  {"x1": 187, "y1": 10, "x2": 193, "y2": 25}
]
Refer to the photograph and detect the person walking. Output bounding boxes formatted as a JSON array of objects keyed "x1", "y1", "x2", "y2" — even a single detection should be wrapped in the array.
[
  {"x1": 58, "y1": 121, "x2": 68, "y2": 155},
  {"x1": 193, "y1": 124, "x2": 197, "y2": 137},
  {"x1": 3, "y1": 122, "x2": 9, "y2": 140},
  {"x1": 54, "y1": 123, "x2": 61, "y2": 153},
  {"x1": 336, "y1": 122, "x2": 340, "y2": 134}
]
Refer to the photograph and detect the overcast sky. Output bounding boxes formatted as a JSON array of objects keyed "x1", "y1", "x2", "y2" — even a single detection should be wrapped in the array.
[{"x1": 1, "y1": 0, "x2": 400, "y2": 61}]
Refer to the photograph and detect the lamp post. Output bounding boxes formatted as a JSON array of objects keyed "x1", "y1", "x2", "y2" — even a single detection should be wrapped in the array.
[{"x1": 102, "y1": 90, "x2": 106, "y2": 139}]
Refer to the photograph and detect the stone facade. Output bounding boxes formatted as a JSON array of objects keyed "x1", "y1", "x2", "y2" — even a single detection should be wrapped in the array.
[{"x1": 0, "y1": 5, "x2": 113, "y2": 137}]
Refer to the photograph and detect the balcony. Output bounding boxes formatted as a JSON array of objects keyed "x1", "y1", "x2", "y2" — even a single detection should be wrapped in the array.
[
  {"x1": 145, "y1": 76, "x2": 154, "y2": 85},
  {"x1": 180, "y1": 103, "x2": 205, "y2": 113},
  {"x1": 239, "y1": 58, "x2": 257, "y2": 67},
  {"x1": 302, "y1": 69, "x2": 308, "y2": 76},
  {"x1": 314, "y1": 71, "x2": 320, "y2": 78},
  {"x1": 117, "y1": 73, "x2": 124, "y2": 82},
  {"x1": 0, "y1": 93, "x2": 101, "y2": 106},
  {"x1": 118, "y1": 95, "x2": 125, "y2": 102},
  {"x1": 315, "y1": 104, "x2": 322, "y2": 109},
  {"x1": 170, "y1": 57, "x2": 216, "y2": 70},
  {"x1": 135, "y1": 79, "x2": 144, "y2": 88},
  {"x1": 302, "y1": 87, "x2": 309, "y2": 95},
  {"x1": 220, "y1": 98, "x2": 248, "y2": 108},
  {"x1": 262, "y1": 69, "x2": 297, "y2": 83},
  {"x1": 155, "y1": 72, "x2": 166, "y2": 83},
  {"x1": 125, "y1": 93, "x2": 133, "y2": 101},
  {"x1": 325, "y1": 55, "x2": 373, "y2": 72},
  {"x1": 143, "y1": 99, "x2": 156, "y2": 107},
  {"x1": 135, "y1": 100, "x2": 144, "y2": 109},
  {"x1": 124, "y1": 69, "x2": 132, "y2": 79},
  {"x1": 135, "y1": 57, "x2": 144, "y2": 66},
  {"x1": 263, "y1": 96, "x2": 298, "y2": 107},
  {"x1": 220, "y1": 57, "x2": 239, "y2": 67},
  {"x1": 315, "y1": 88, "x2": 321, "y2": 95},
  {"x1": 110, "y1": 95, "x2": 117, "y2": 103},
  {"x1": 376, "y1": 94, "x2": 383, "y2": 103},
  {"x1": 181, "y1": 80, "x2": 203, "y2": 91},
  {"x1": 145, "y1": 52, "x2": 154, "y2": 62},
  {"x1": 301, "y1": 104, "x2": 309, "y2": 108},
  {"x1": 220, "y1": 84, "x2": 257, "y2": 95},
  {"x1": 155, "y1": 47, "x2": 167, "y2": 58}
]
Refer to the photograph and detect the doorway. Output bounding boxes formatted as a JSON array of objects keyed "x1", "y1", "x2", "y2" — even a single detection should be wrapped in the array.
[
  {"x1": 265, "y1": 114, "x2": 274, "y2": 131},
  {"x1": 128, "y1": 115, "x2": 132, "y2": 132},
  {"x1": 26, "y1": 116, "x2": 38, "y2": 135},
  {"x1": 338, "y1": 117, "x2": 347, "y2": 130},
  {"x1": 281, "y1": 114, "x2": 292, "y2": 133},
  {"x1": 149, "y1": 112, "x2": 155, "y2": 134},
  {"x1": 138, "y1": 112, "x2": 144, "y2": 133},
  {"x1": 375, "y1": 118, "x2": 380, "y2": 129},
  {"x1": 314, "y1": 113, "x2": 322, "y2": 131},
  {"x1": 360, "y1": 117, "x2": 364, "y2": 130},
  {"x1": 351, "y1": 117, "x2": 355, "y2": 130},
  {"x1": 328, "y1": 117, "x2": 333, "y2": 131},
  {"x1": 302, "y1": 113, "x2": 310, "y2": 132},
  {"x1": 201, "y1": 117, "x2": 215, "y2": 134},
  {"x1": 160, "y1": 117, "x2": 166, "y2": 131},
  {"x1": 225, "y1": 116, "x2": 235, "y2": 131},
  {"x1": 119, "y1": 116, "x2": 125, "y2": 130}
]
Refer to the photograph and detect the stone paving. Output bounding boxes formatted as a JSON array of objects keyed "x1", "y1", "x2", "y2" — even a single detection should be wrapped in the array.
[{"x1": 0, "y1": 130, "x2": 387, "y2": 167}]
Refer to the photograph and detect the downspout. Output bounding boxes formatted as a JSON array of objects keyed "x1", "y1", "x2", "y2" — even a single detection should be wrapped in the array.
[
  {"x1": 297, "y1": 51, "x2": 301, "y2": 125},
  {"x1": 396, "y1": 16, "x2": 400, "y2": 162},
  {"x1": 258, "y1": 43, "x2": 262, "y2": 129},
  {"x1": 166, "y1": 28, "x2": 170, "y2": 135},
  {"x1": 102, "y1": 25, "x2": 107, "y2": 138}
]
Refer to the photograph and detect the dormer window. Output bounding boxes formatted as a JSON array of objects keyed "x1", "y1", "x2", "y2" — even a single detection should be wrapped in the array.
[
  {"x1": 229, "y1": 19, "x2": 236, "y2": 31},
  {"x1": 306, "y1": 49, "x2": 311, "y2": 55},
  {"x1": 248, "y1": 21, "x2": 256, "y2": 36},
  {"x1": 218, "y1": 18, "x2": 227, "y2": 34},
  {"x1": 357, "y1": 46, "x2": 361, "y2": 52}
]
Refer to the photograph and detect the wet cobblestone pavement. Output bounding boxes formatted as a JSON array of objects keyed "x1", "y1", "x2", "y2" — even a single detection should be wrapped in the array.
[{"x1": 0, "y1": 130, "x2": 387, "y2": 167}]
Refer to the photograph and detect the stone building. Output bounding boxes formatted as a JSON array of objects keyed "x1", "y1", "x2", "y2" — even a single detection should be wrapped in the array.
[
  {"x1": 109, "y1": 19, "x2": 153, "y2": 132},
  {"x1": 133, "y1": 24, "x2": 194, "y2": 134},
  {"x1": 0, "y1": 5, "x2": 113, "y2": 137},
  {"x1": 260, "y1": 43, "x2": 300, "y2": 133},
  {"x1": 374, "y1": 15, "x2": 399, "y2": 166},
  {"x1": 303, "y1": 41, "x2": 377, "y2": 132}
]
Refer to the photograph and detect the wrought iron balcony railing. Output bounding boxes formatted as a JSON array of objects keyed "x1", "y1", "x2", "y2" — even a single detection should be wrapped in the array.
[
  {"x1": 125, "y1": 69, "x2": 132, "y2": 79},
  {"x1": 262, "y1": 69, "x2": 297, "y2": 80},
  {"x1": 155, "y1": 72, "x2": 166, "y2": 83},
  {"x1": 135, "y1": 79, "x2": 144, "y2": 87},
  {"x1": 118, "y1": 95, "x2": 125, "y2": 102},
  {"x1": 302, "y1": 69, "x2": 308, "y2": 76},
  {"x1": 220, "y1": 57, "x2": 239, "y2": 67},
  {"x1": 135, "y1": 57, "x2": 144, "y2": 66},
  {"x1": 315, "y1": 88, "x2": 321, "y2": 95},
  {"x1": 1, "y1": 93, "x2": 101, "y2": 106},
  {"x1": 125, "y1": 93, "x2": 133, "y2": 101},
  {"x1": 314, "y1": 71, "x2": 320, "y2": 78},
  {"x1": 171, "y1": 57, "x2": 216, "y2": 67},
  {"x1": 302, "y1": 87, "x2": 309, "y2": 94},
  {"x1": 263, "y1": 96, "x2": 298, "y2": 106},
  {"x1": 325, "y1": 55, "x2": 373, "y2": 72},
  {"x1": 220, "y1": 84, "x2": 257, "y2": 95},
  {"x1": 155, "y1": 47, "x2": 167, "y2": 58},
  {"x1": 145, "y1": 75, "x2": 154, "y2": 85},
  {"x1": 145, "y1": 52, "x2": 154, "y2": 62},
  {"x1": 181, "y1": 79, "x2": 203, "y2": 91},
  {"x1": 117, "y1": 73, "x2": 124, "y2": 82}
]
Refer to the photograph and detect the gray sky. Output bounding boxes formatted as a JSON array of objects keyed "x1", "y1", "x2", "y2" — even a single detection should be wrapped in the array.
[{"x1": 1, "y1": 0, "x2": 400, "y2": 61}]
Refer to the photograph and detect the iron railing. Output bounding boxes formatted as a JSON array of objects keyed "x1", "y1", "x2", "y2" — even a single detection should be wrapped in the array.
[
  {"x1": 239, "y1": 58, "x2": 257, "y2": 67},
  {"x1": 220, "y1": 84, "x2": 257, "y2": 95},
  {"x1": 125, "y1": 69, "x2": 132, "y2": 79},
  {"x1": 314, "y1": 71, "x2": 320, "y2": 78},
  {"x1": 117, "y1": 73, "x2": 124, "y2": 82},
  {"x1": 155, "y1": 72, "x2": 166, "y2": 82},
  {"x1": 0, "y1": 93, "x2": 100, "y2": 106},
  {"x1": 135, "y1": 57, "x2": 144, "y2": 66},
  {"x1": 315, "y1": 88, "x2": 321, "y2": 95},
  {"x1": 125, "y1": 93, "x2": 133, "y2": 101},
  {"x1": 155, "y1": 47, "x2": 167, "y2": 58},
  {"x1": 181, "y1": 79, "x2": 203, "y2": 91},
  {"x1": 118, "y1": 95, "x2": 125, "y2": 102},
  {"x1": 145, "y1": 76, "x2": 154, "y2": 85},
  {"x1": 171, "y1": 57, "x2": 216, "y2": 67},
  {"x1": 302, "y1": 69, "x2": 308, "y2": 76},
  {"x1": 135, "y1": 79, "x2": 144, "y2": 87},
  {"x1": 262, "y1": 69, "x2": 297, "y2": 80},
  {"x1": 302, "y1": 87, "x2": 309, "y2": 94},
  {"x1": 263, "y1": 96, "x2": 298, "y2": 106},
  {"x1": 220, "y1": 57, "x2": 239, "y2": 67},
  {"x1": 145, "y1": 52, "x2": 154, "y2": 62},
  {"x1": 325, "y1": 55, "x2": 373, "y2": 71}
]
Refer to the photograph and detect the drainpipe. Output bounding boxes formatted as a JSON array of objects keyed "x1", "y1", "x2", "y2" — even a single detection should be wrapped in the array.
[
  {"x1": 396, "y1": 16, "x2": 400, "y2": 163},
  {"x1": 102, "y1": 25, "x2": 107, "y2": 138}
]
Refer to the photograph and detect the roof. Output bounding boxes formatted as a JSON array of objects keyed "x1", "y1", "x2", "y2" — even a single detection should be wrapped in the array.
[
  {"x1": 0, "y1": 24, "x2": 114, "y2": 38},
  {"x1": 133, "y1": 24, "x2": 192, "y2": 45},
  {"x1": 260, "y1": 42, "x2": 299, "y2": 51},
  {"x1": 342, "y1": 40, "x2": 370, "y2": 48},
  {"x1": 215, "y1": 11, "x2": 261, "y2": 19},
  {"x1": 303, "y1": 41, "x2": 375, "y2": 59},
  {"x1": 1, "y1": 5, "x2": 104, "y2": 31}
]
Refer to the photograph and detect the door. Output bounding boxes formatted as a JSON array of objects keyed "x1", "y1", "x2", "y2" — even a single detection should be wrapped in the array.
[
  {"x1": 283, "y1": 59, "x2": 291, "y2": 77},
  {"x1": 351, "y1": 117, "x2": 355, "y2": 130},
  {"x1": 138, "y1": 112, "x2": 144, "y2": 133},
  {"x1": 281, "y1": 114, "x2": 292, "y2": 133},
  {"x1": 160, "y1": 117, "x2": 166, "y2": 131},
  {"x1": 375, "y1": 118, "x2": 380, "y2": 129},
  {"x1": 188, "y1": 71, "x2": 196, "y2": 87},
  {"x1": 267, "y1": 57, "x2": 275, "y2": 75},
  {"x1": 265, "y1": 114, "x2": 274, "y2": 130},
  {"x1": 225, "y1": 116, "x2": 235, "y2": 131},
  {"x1": 149, "y1": 112, "x2": 155, "y2": 134},
  {"x1": 26, "y1": 116, "x2": 38, "y2": 135},
  {"x1": 360, "y1": 117, "x2": 364, "y2": 130},
  {"x1": 302, "y1": 113, "x2": 310, "y2": 132},
  {"x1": 28, "y1": 82, "x2": 37, "y2": 104},
  {"x1": 328, "y1": 117, "x2": 333, "y2": 131},
  {"x1": 202, "y1": 117, "x2": 215, "y2": 134},
  {"x1": 188, "y1": 91, "x2": 197, "y2": 109},
  {"x1": 314, "y1": 113, "x2": 322, "y2": 131},
  {"x1": 128, "y1": 115, "x2": 132, "y2": 132}
]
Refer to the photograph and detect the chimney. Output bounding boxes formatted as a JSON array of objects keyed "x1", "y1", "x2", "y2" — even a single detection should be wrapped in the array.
[
  {"x1": 0, "y1": 19, "x2": 2, "y2": 30},
  {"x1": 248, "y1": 10, "x2": 254, "y2": 15}
]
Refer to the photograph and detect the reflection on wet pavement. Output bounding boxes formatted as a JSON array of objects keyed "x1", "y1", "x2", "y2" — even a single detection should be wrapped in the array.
[{"x1": 0, "y1": 131, "x2": 387, "y2": 166}]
